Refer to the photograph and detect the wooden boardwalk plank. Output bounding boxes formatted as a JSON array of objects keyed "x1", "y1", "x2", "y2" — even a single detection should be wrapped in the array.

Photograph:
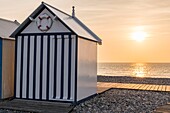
[
  {"x1": 134, "y1": 84, "x2": 143, "y2": 89},
  {"x1": 150, "y1": 85, "x2": 156, "y2": 90},
  {"x1": 97, "y1": 87, "x2": 111, "y2": 94},
  {"x1": 110, "y1": 83, "x2": 119, "y2": 87},
  {"x1": 150, "y1": 85, "x2": 156, "y2": 91},
  {"x1": 108, "y1": 83, "x2": 114, "y2": 87},
  {"x1": 119, "y1": 84, "x2": 129, "y2": 89},
  {"x1": 97, "y1": 82, "x2": 170, "y2": 93},
  {"x1": 138, "y1": 84, "x2": 147, "y2": 90},
  {"x1": 98, "y1": 83, "x2": 110, "y2": 88},
  {"x1": 154, "y1": 85, "x2": 159, "y2": 91},
  {"x1": 131, "y1": 84, "x2": 140, "y2": 89},
  {"x1": 146, "y1": 85, "x2": 153, "y2": 90},
  {"x1": 125, "y1": 84, "x2": 134, "y2": 89},
  {"x1": 130, "y1": 84, "x2": 137, "y2": 88},
  {"x1": 130, "y1": 84, "x2": 138, "y2": 89},
  {"x1": 117, "y1": 84, "x2": 127, "y2": 89},
  {"x1": 117, "y1": 84, "x2": 126, "y2": 88},
  {"x1": 128, "y1": 84, "x2": 135, "y2": 89},
  {"x1": 166, "y1": 86, "x2": 170, "y2": 92},
  {"x1": 162, "y1": 85, "x2": 166, "y2": 91},
  {"x1": 157, "y1": 85, "x2": 161, "y2": 91},
  {"x1": 0, "y1": 99, "x2": 73, "y2": 113},
  {"x1": 142, "y1": 84, "x2": 150, "y2": 90},
  {"x1": 132, "y1": 84, "x2": 139, "y2": 89},
  {"x1": 158, "y1": 85, "x2": 163, "y2": 91}
]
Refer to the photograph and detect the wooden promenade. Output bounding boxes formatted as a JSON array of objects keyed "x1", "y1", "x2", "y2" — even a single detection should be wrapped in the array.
[
  {"x1": 0, "y1": 99, "x2": 74, "y2": 113},
  {"x1": 97, "y1": 82, "x2": 170, "y2": 94}
]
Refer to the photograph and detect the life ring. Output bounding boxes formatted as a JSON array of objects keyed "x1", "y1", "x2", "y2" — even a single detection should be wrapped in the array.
[{"x1": 36, "y1": 13, "x2": 53, "y2": 32}]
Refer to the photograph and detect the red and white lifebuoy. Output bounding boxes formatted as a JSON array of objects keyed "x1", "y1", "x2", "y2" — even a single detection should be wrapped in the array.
[{"x1": 36, "y1": 13, "x2": 53, "y2": 32}]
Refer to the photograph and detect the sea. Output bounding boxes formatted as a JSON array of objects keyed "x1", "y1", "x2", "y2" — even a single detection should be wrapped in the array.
[{"x1": 97, "y1": 63, "x2": 170, "y2": 78}]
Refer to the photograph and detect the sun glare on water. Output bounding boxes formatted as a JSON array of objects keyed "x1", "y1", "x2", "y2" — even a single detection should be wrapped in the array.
[{"x1": 132, "y1": 63, "x2": 146, "y2": 78}]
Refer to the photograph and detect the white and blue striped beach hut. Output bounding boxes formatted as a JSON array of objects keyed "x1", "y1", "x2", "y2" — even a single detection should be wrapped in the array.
[{"x1": 10, "y1": 2, "x2": 102, "y2": 103}]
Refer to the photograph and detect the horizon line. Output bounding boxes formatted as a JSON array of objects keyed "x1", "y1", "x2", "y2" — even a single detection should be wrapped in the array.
[{"x1": 97, "y1": 62, "x2": 170, "y2": 63}]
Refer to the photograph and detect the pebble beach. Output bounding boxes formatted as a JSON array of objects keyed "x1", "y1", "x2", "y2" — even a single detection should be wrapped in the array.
[
  {"x1": 98, "y1": 75, "x2": 170, "y2": 85},
  {"x1": 1, "y1": 75, "x2": 170, "y2": 113},
  {"x1": 72, "y1": 76, "x2": 170, "y2": 113},
  {"x1": 72, "y1": 89, "x2": 170, "y2": 113}
]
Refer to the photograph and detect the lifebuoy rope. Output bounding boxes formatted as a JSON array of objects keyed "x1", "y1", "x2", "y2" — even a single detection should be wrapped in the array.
[{"x1": 36, "y1": 13, "x2": 52, "y2": 32}]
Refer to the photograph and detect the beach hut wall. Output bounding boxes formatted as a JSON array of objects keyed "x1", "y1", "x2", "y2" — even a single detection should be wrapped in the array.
[
  {"x1": 0, "y1": 18, "x2": 19, "y2": 99},
  {"x1": 0, "y1": 38, "x2": 15, "y2": 99}
]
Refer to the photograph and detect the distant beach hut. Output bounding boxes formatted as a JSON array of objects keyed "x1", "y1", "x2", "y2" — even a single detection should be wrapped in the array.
[
  {"x1": 0, "y1": 18, "x2": 19, "y2": 99},
  {"x1": 10, "y1": 2, "x2": 102, "y2": 103}
]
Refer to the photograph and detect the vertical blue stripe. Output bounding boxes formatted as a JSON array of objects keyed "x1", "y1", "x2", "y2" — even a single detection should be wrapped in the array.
[
  {"x1": 67, "y1": 35, "x2": 72, "y2": 99},
  {"x1": 74, "y1": 35, "x2": 78, "y2": 103},
  {"x1": 20, "y1": 37, "x2": 24, "y2": 98},
  {"x1": 39, "y1": 36, "x2": 44, "y2": 100},
  {"x1": 26, "y1": 36, "x2": 30, "y2": 98},
  {"x1": 33, "y1": 36, "x2": 37, "y2": 99},
  {"x1": 60, "y1": 35, "x2": 65, "y2": 99},
  {"x1": 53, "y1": 36, "x2": 57, "y2": 98},
  {"x1": 0, "y1": 38, "x2": 2, "y2": 99},
  {"x1": 46, "y1": 36, "x2": 50, "y2": 100}
]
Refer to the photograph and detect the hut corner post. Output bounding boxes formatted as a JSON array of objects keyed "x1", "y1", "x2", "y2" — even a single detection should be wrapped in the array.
[{"x1": 0, "y1": 38, "x2": 2, "y2": 99}]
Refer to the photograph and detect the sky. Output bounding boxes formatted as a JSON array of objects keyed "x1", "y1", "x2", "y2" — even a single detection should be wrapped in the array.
[{"x1": 1, "y1": 0, "x2": 170, "y2": 63}]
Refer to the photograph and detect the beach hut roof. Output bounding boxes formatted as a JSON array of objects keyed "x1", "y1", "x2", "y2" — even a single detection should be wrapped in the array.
[
  {"x1": 0, "y1": 18, "x2": 19, "y2": 38},
  {"x1": 10, "y1": 2, "x2": 102, "y2": 44}
]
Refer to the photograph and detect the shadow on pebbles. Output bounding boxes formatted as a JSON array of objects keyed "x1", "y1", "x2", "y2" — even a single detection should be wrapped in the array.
[{"x1": 72, "y1": 89, "x2": 170, "y2": 113}]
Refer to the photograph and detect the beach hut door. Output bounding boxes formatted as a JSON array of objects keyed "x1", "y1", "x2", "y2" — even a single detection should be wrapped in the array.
[
  {"x1": 50, "y1": 35, "x2": 76, "y2": 101},
  {"x1": 15, "y1": 34, "x2": 75, "y2": 101}
]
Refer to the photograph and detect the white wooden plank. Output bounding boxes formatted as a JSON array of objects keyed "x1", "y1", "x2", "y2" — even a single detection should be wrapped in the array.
[
  {"x1": 49, "y1": 35, "x2": 55, "y2": 100},
  {"x1": 56, "y1": 35, "x2": 62, "y2": 99},
  {"x1": 22, "y1": 36, "x2": 28, "y2": 98},
  {"x1": 42, "y1": 35, "x2": 48, "y2": 100},
  {"x1": 63, "y1": 35, "x2": 69, "y2": 99},
  {"x1": 29, "y1": 36, "x2": 34, "y2": 99},
  {"x1": 70, "y1": 35, "x2": 76, "y2": 100},
  {"x1": 35, "y1": 36, "x2": 41, "y2": 99}
]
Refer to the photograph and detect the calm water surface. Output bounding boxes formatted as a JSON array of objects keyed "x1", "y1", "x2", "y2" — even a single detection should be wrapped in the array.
[{"x1": 97, "y1": 63, "x2": 170, "y2": 78}]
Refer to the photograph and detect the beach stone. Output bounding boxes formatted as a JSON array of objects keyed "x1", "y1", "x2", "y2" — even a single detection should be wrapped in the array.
[
  {"x1": 1, "y1": 76, "x2": 169, "y2": 113},
  {"x1": 72, "y1": 89, "x2": 170, "y2": 113}
]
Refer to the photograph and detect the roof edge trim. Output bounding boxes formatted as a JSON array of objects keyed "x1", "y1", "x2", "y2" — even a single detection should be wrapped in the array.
[{"x1": 10, "y1": 3, "x2": 45, "y2": 37}]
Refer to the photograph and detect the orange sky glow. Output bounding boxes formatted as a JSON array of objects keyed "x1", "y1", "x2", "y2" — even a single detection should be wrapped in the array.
[{"x1": 1, "y1": 0, "x2": 170, "y2": 63}]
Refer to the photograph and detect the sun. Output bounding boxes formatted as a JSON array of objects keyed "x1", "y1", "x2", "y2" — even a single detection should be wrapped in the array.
[{"x1": 132, "y1": 31, "x2": 147, "y2": 42}]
